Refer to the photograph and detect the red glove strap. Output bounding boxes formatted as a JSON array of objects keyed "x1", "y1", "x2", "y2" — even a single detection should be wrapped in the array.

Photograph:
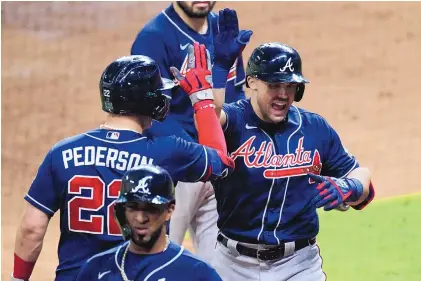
[
  {"x1": 13, "y1": 253, "x2": 35, "y2": 280},
  {"x1": 194, "y1": 100, "x2": 228, "y2": 156}
]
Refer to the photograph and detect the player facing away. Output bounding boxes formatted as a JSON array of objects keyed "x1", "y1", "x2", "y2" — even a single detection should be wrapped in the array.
[
  {"x1": 130, "y1": 1, "x2": 248, "y2": 262},
  {"x1": 75, "y1": 165, "x2": 223, "y2": 281},
  {"x1": 208, "y1": 9, "x2": 376, "y2": 281},
  {"x1": 11, "y1": 46, "x2": 234, "y2": 281}
]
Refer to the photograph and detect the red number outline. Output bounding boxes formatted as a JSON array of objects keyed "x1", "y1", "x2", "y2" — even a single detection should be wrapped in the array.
[
  {"x1": 107, "y1": 179, "x2": 122, "y2": 236},
  {"x1": 67, "y1": 175, "x2": 122, "y2": 236}
]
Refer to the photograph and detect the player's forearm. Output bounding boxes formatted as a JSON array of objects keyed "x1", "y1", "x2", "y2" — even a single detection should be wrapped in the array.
[
  {"x1": 15, "y1": 224, "x2": 46, "y2": 262},
  {"x1": 213, "y1": 88, "x2": 225, "y2": 119},
  {"x1": 194, "y1": 100, "x2": 227, "y2": 156},
  {"x1": 13, "y1": 204, "x2": 50, "y2": 280},
  {"x1": 346, "y1": 167, "x2": 371, "y2": 206}
]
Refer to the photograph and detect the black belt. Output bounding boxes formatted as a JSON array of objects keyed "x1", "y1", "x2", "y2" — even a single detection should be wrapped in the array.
[{"x1": 217, "y1": 234, "x2": 316, "y2": 261}]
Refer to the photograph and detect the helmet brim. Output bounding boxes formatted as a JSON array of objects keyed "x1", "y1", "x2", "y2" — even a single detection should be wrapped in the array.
[
  {"x1": 260, "y1": 73, "x2": 309, "y2": 84},
  {"x1": 117, "y1": 193, "x2": 173, "y2": 205},
  {"x1": 159, "y1": 78, "x2": 176, "y2": 91},
  {"x1": 159, "y1": 78, "x2": 175, "y2": 99}
]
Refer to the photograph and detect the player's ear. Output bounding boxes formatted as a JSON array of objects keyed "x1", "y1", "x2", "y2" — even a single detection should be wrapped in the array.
[
  {"x1": 165, "y1": 202, "x2": 175, "y2": 221},
  {"x1": 247, "y1": 76, "x2": 257, "y2": 90}
]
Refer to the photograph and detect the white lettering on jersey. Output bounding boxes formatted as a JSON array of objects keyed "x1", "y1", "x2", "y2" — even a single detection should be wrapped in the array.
[
  {"x1": 62, "y1": 146, "x2": 153, "y2": 171},
  {"x1": 231, "y1": 136, "x2": 322, "y2": 179}
]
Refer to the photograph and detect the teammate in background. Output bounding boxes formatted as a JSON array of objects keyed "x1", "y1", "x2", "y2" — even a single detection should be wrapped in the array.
[
  {"x1": 11, "y1": 43, "x2": 235, "y2": 281},
  {"x1": 75, "y1": 165, "x2": 223, "y2": 281},
  {"x1": 130, "y1": 1, "x2": 248, "y2": 261},
  {"x1": 208, "y1": 9, "x2": 376, "y2": 281}
]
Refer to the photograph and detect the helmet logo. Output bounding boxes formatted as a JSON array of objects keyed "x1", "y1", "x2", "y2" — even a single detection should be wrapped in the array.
[
  {"x1": 103, "y1": 89, "x2": 110, "y2": 97},
  {"x1": 279, "y1": 57, "x2": 294, "y2": 72},
  {"x1": 130, "y1": 176, "x2": 152, "y2": 195}
]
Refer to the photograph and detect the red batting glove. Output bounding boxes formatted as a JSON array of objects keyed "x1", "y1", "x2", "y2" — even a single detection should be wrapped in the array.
[{"x1": 170, "y1": 42, "x2": 214, "y2": 105}]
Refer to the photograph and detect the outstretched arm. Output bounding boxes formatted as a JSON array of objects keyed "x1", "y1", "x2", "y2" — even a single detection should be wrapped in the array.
[
  {"x1": 171, "y1": 42, "x2": 233, "y2": 170},
  {"x1": 12, "y1": 203, "x2": 50, "y2": 281},
  {"x1": 212, "y1": 8, "x2": 253, "y2": 127}
]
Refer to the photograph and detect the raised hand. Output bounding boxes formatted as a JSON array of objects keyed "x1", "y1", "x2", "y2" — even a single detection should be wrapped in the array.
[
  {"x1": 212, "y1": 8, "x2": 253, "y2": 88},
  {"x1": 213, "y1": 8, "x2": 253, "y2": 70},
  {"x1": 308, "y1": 173, "x2": 364, "y2": 211},
  {"x1": 170, "y1": 42, "x2": 213, "y2": 104}
]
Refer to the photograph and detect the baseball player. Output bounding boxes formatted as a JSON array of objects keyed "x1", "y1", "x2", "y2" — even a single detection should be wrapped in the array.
[
  {"x1": 75, "y1": 164, "x2": 223, "y2": 281},
  {"x1": 130, "y1": 2, "x2": 247, "y2": 262},
  {"x1": 208, "y1": 9, "x2": 376, "y2": 281},
  {"x1": 11, "y1": 45, "x2": 234, "y2": 281}
]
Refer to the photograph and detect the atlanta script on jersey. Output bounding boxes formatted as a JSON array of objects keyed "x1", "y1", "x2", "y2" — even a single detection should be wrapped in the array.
[{"x1": 212, "y1": 99, "x2": 358, "y2": 245}]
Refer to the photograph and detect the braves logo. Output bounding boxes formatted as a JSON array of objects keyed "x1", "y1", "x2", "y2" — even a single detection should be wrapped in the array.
[
  {"x1": 231, "y1": 136, "x2": 321, "y2": 181},
  {"x1": 130, "y1": 176, "x2": 152, "y2": 195},
  {"x1": 279, "y1": 57, "x2": 294, "y2": 72}
]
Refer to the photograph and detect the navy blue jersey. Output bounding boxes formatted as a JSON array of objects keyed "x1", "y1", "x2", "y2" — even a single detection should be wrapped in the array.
[
  {"x1": 24, "y1": 128, "x2": 231, "y2": 280},
  {"x1": 131, "y1": 4, "x2": 246, "y2": 142},
  {"x1": 213, "y1": 99, "x2": 359, "y2": 245},
  {"x1": 75, "y1": 241, "x2": 222, "y2": 281}
]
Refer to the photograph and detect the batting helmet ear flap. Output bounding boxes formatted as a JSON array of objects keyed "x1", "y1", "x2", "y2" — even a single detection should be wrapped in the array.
[
  {"x1": 295, "y1": 83, "x2": 305, "y2": 102},
  {"x1": 114, "y1": 203, "x2": 132, "y2": 241}
]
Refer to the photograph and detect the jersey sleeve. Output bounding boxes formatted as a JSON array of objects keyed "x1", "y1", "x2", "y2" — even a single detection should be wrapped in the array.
[
  {"x1": 225, "y1": 55, "x2": 246, "y2": 103},
  {"x1": 156, "y1": 136, "x2": 232, "y2": 182},
  {"x1": 193, "y1": 262, "x2": 223, "y2": 281},
  {"x1": 222, "y1": 102, "x2": 241, "y2": 139},
  {"x1": 320, "y1": 118, "x2": 359, "y2": 178},
  {"x1": 131, "y1": 29, "x2": 174, "y2": 97},
  {"x1": 24, "y1": 149, "x2": 61, "y2": 217}
]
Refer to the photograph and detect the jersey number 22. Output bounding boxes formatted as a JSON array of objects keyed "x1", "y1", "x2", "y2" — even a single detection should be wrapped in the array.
[{"x1": 68, "y1": 175, "x2": 121, "y2": 235}]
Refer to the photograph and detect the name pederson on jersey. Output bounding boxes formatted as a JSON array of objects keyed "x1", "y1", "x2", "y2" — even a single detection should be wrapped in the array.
[{"x1": 25, "y1": 128, "x2": 232, "y2": 280}]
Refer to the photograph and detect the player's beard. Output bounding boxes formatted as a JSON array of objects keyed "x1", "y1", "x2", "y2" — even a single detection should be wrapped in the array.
[
  {"x1": 131, "y1": 224, "x2": 164, "y2": 251},
  {"x1": 176, "y1": 1, "x2": 216, "y2": 18}
]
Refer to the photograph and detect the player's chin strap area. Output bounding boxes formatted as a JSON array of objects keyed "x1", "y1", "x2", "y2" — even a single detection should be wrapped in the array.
[{"x1": 216, "y1": 233, "x2": 316, "y2": 261}]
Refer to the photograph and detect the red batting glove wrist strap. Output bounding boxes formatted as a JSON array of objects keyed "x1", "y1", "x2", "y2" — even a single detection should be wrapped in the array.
[{"x1": 13, "y1": 253, "x2": 35, "y2": 280}]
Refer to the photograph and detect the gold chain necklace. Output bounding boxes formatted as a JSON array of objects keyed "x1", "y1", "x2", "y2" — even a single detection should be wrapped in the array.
[{"x1": 120, "y1": 235, "x2": 170, "y2": 281}]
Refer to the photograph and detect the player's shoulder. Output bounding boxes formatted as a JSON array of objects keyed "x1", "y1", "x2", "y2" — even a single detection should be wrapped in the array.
[
  {"x1": 48, "y1": 131, "x2": 89, "y2": 154},
  {"x1": 49, "y1": 128, "x2": 99, "y2": 152},
  {"x1": 87, "y1": 241, "x2": 127, "y2": 265},
  {"x1": 139, "y1": 14, "x2": 169, "y2": 37},
  {"x1": 168, "y1": 243, "x2": 216, "y2": 272},
  {"x1": 223, "y1": 98, "x2": 250, "y2": 112},
  {"x1": 150, "y1": 135, "x2": 179, "y2": 147},
  {"x1": 139, "y1": 4, "x2": 177, "y2": 37},
  {"x1": 291, "y1": 105, "x2": 331, "y2": 128},
  {"x1": 152, "y1": 135, "x2": 198, "y2": 148}
]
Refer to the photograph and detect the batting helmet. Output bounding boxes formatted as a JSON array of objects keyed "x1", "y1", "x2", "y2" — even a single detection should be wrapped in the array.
[
  {"x1": 100, "y1": 55, "x2": 174, "y2": 121},
  {"x1": 114, "y1": 164, "x2": 175, "y2": 240},
  {"x1": 246, "y1": 43, "x2": 309, "y2": 102}
]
